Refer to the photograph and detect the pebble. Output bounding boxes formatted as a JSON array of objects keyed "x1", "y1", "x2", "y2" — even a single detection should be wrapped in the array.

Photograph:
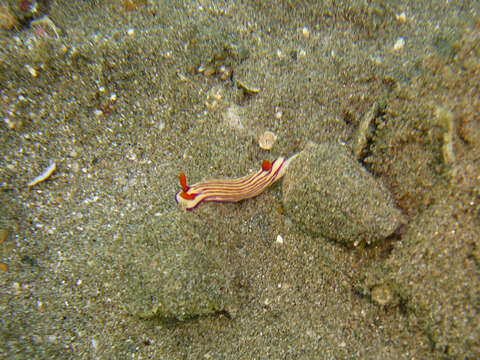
[
  {"x1": 71, "y1": 161, "x2": 80, "y2": 173},
  {"x1": 393, "y1": 37, "x2": 405, "y2": 52},
  {"x1": 371, "y1": 284, "x2": 393, "y2": 306},
  {"x1": 282, "y1": 142, "x2": 403, "y2": 246},
  {"x1": 395, "y1": 12, "x2": 407, "y2": 23},
  {"x1": 258, "y1": 131, "x2": 277, "y2": 150},
  {"x1": 25, "y1": 64, "x2": 38, "y2": 77},
  {"x1": 276, "y1": 234, "x2": 284, "y2": 244},
  {"x1": 222, "y1": 105, "x2": 245, "y2": 131},
  {"x1": 301, "y1": 26, "x2": 310, "y2": 38}
]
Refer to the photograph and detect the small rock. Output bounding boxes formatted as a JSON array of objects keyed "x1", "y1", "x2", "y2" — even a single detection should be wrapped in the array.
[
  {"x1": 114, "y1": 210, "x2": 233, "y2": 321},
  {"x1": 393, "y1": 37, "x2": 405, "y2": 52},
  {"x1": 275, "y1": 234, "x2": 284, "y2": 244},
  {"x1": 371, "y1": 284, "x2": 394, "y2": 306},
  {"x1": 25, "y1": 64, "x2": 38, "y2": 78},
  {"x1": 258, "y1": 131, "x2": 277, "y2": 150},
  {"x1": 222, "y1": 105, "x2": 245, "y2": 131},
  {"x1": 282, "y1": 143, "x2": 403, "y2": 246}
]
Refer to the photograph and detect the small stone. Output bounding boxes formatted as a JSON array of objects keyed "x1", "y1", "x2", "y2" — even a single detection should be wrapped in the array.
[
  {"x1": 395, "y1": 12, "x2": 407, "y2": 23},
  {"x1": 13, "y1": 282, "x2": 21, "y2": 294},
  {"x1": 282, "y1": 143, "x2": 403, "y2": 246},
  {"x1": 25, "y1": 64, "x2": 38, "y2": 77},
  {"x1": 5, "y1": 118, "x2": 16, "y2": 130},
  {"x1": 371, "y1": 284, "x2": 393, "y2": 306},
  {"x1": 301, "y1": 26, "x2": 310, "y2": 38},
  {"x1": 46, "y1": 335, "x2": 57, "y2": 344},
  {"x1": 276, "y1": 234, "x2": 284, "y2": 244},
  {"x1": 258, "y1": 131, "x2": 277, "y2": 150},
  {"x1": 223, "y1": 105, "x2": 245, "y2": 131},
  {"x1": 71, "y1": 161, "x2": 80, "y2": 173},
  {"x1": 393, "y1": 37, "x2": 405, "y2": 52}
]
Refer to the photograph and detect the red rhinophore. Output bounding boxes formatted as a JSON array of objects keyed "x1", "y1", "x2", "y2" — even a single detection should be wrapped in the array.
[
  {"x1": 262, "y1": 160, "x2": 272, "y2": 171},
  {"x1": 179, "y1": 173, "x2": 189, "y2": 192},
  {"x1": 180, "y1": 191, "x2": 196, "y2": 200},
  {"x1": 179, "y1": 173, "x2": 196, "y2": 200}
]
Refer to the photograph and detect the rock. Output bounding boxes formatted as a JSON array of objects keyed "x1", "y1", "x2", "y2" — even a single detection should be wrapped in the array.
[
  {"x1": 282, "y1": 143, "x2": 403, "y2": 246},
  {"x1": 116, "y1": 210, "x2": 233, "y2": 321}
]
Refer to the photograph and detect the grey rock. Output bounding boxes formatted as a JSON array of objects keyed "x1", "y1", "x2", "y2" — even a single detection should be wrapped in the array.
[
  {"x1": 282, "y1": 143, "x2": 403, "y2": 246},
  {"x1": 116, "y1": 210, "x2": 232, "y2": 321}
]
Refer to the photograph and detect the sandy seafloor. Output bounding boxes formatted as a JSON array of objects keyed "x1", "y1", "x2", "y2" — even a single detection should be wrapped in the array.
[{"x1": 1, "y1": 0, "x2": 480, "y2": 358}]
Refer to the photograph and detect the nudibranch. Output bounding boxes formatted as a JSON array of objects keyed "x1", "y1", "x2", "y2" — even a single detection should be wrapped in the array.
[{"x1": 175, "y1": 155, "x2": 297, "y2": 210}]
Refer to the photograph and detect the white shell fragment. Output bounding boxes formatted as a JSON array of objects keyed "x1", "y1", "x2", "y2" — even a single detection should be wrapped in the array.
[
  {"x1": 301, "y1": 26, "x2": 310, "y2": 38},
  {"x1": 27, "y1": 162, "x2": 56, "y2": 187},
  {"x1": 395, "y1": 12, "x2": 407, "y2": 23},
  {"x1": 393, "y1": 37, "x2": 405, "y2": 52},
  {"x1": 259, "y1": 131, "x2": 278, "y2": 150},
  {"x1": 25, "y1": 64, "x2": 38, "y2": 78},
  {"x1": 276, "y1": 234, "x2": 284, "y2": 244}
]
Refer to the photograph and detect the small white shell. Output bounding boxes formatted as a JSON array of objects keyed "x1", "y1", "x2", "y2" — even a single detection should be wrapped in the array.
[
  {"x1": 25, "y1": 64, "x2": 38, "y2": 78},
  {"x1": 259, "y1": 131, "x2": 277, "y2": 150},
  {"x1": 393, "y1": 37, "x2": 405, "y2": 52},
  {"x1": 275, "y1": 234, "x2": 284, "y2": 244},
  {"x1": 27, "y1": 162, "x2": 56, "y2": 187}
]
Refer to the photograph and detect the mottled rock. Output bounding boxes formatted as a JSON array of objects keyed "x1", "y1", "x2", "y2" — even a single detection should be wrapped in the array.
[
  {"x1": 282, "y1": 143, "x2": 402, "y2": 246},
  {"x1": 116, "y1": 210, "x2": 233, "y2": 321}
]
